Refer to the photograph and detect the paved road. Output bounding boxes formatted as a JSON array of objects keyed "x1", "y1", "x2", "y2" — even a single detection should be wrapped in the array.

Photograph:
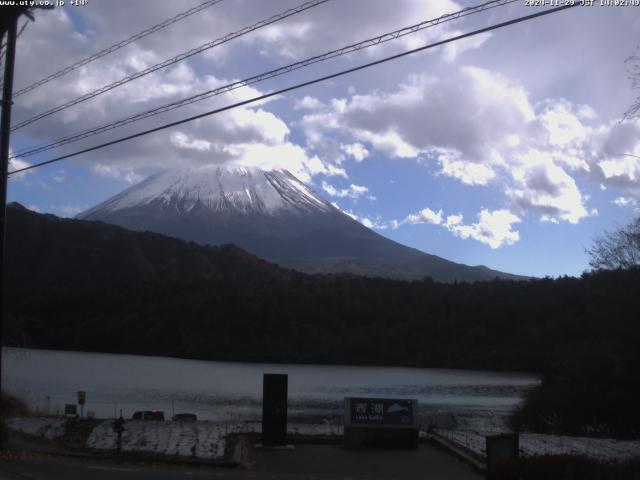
[
  {"x1": 0, "y1": 457, "x2": 237, "y2": 480},
  {"x1": 250, "y1": 444, "x2": 483, "y2": 479},
  {"x1": 1, "y1": 443, "x2": 482, "y2": 480}
]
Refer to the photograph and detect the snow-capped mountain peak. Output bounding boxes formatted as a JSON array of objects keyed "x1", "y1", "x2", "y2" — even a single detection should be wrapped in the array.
[{"x1": 81, "y1": 166, "x2": 333, "y2": 217}]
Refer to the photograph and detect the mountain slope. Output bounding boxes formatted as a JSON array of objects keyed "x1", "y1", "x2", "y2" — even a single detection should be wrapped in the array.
[
  {"x1": 79, "y1": 166, "x2": 523, "y2": 282},
  {"x1": 5, "y1": 202, "x2": 295, "y2": 291}
]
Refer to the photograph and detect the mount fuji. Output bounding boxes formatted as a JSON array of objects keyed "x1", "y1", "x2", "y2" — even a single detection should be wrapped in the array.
[{"x1": 78, "y1": 166, "x2": 521, "y2": 282}]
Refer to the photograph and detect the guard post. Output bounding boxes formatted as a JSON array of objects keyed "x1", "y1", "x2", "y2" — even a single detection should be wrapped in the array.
[
  {"x1": 486, "y1": 433, "x2": 519, "y2": 479},
  {"x1": 262, "y1": 373, "x2": 288, "y2": 446},
  {"x1": 77, "y1": 391, "x2": 86, "y2": 417}
]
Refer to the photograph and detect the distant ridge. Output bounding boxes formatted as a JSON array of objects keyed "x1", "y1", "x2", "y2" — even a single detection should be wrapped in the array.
[
  {"x1": 6, "y1": 201, "x2": 294, "y2": 290},
  {"x1": 78, "y1": 165, "x2": 524, "y2": 282}
]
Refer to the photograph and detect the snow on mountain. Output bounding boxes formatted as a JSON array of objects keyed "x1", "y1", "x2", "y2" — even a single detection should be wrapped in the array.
[{"x1": 81, "y1": 166, "x2": 333, "y2": 218}]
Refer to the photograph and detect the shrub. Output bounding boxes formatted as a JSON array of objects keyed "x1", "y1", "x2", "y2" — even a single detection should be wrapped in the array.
[{"x1": 0, "y1": 392, "x2": 31, "y2": 419}]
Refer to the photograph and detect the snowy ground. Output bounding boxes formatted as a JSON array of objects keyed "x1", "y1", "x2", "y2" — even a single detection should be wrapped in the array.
[
  {"x1": 6, "y1": 417, "x2": 67, "y2": 440},
  {"x1": 7, "y1": 416, "x2": 639, "y2": 462},
  {"x1": 88, "y1": 419, "x2": 344, "y2": 460},
  {"x1": 87, "y1": 420, "x2": 228, "y2": 459},
  {"x1": 7, "y1": 417, "x2": 343, "y2": 460},
  {"x1": 437, "y1": 428, "x2": 640, "y2": 461}
]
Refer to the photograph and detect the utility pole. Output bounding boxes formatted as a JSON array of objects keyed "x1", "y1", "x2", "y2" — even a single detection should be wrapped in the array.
[
  {"x1": 0, "y1": 5, "x2": 52, "y2": 447},
  {"x1": 1, "y1": 12, "x2": 21, "y2": 433}
]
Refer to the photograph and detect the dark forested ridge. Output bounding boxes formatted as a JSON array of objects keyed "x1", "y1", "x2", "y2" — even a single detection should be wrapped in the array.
[
  {"x1": 4, "y1": 203, "x2": 640, "y2": 437},
  {"x1": 4, "y1": 202, "x2": 298, "y2": 290}
]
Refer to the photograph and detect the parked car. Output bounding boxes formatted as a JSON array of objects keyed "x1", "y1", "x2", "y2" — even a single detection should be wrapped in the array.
[
  {"x1": 131, "y1": 410, "x2": 165, "y2": 421},
  {"x1": 172, "y1": 413, "x2": 197, "y2": 422}
]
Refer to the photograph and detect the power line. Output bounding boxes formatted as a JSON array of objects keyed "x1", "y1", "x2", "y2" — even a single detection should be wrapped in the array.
[
  {"x1": 12, "y1": 0, "x2": 225, "y2": 98},
  {"x1": 7, "y1": 3, "x2": 578, "y2": 177},
  {"x1": 11, "y1": 0, "x2": 518, "y2": 160},
  {"x1": 10, "y1": 0, "x2": 331, "y2": 132}
]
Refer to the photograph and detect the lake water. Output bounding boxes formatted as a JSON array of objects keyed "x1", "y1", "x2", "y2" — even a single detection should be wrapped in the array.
[{"x1": 2, "y1": 348, "x2": 539, "y2": 431}]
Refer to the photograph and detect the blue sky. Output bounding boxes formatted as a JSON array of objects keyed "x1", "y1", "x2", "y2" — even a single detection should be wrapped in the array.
[{"x1": 6, "y1": 0, "x2": 640, "y2": 277}]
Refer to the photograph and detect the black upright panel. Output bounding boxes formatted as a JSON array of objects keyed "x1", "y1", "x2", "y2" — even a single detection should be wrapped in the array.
[
  {"x1": 486, "y1": 433, "x2": 519, "y2": 479},
  {"x1": 262, "y1": 373, "x2": 288, "y2": 445}
]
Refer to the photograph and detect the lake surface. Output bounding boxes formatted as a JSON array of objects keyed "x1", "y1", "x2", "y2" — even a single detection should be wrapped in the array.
[{"x1": 2, "y1": 348, "x2": 539, "y2": 430}]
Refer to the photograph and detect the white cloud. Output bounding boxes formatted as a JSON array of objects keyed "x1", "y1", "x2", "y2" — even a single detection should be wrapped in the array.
[
  {"x1": 93, "y1": 164, "x2": 143, "y2": 184},
  {"x1": 508, "y1": 150, "x2": 590, "y2": 224},
  {"x1": 577, "y1": 104, "x2": 598, "y2": 120},
  {"x1": 340, "y1": 143, "x2": 369, "y2": 162},
  {"x1": 337, "y1": 205, "x2": 359, "y2": 221},
  {"x1": 294, "y1": 96, "x2": 325, "y2": 110},
  {"x1": 446, "y1": 209, "x2": 521, "y2": 249},
  {"x1": 8, "y1": 157, "x2": 32, "y2": 180},
  {"x1": 170, "y1": 132, "x2": 211, "y2": 152},
  {"x1": 6, "y1": 0, "x2": 488, "y2": 194},
  {"x1": 237, "y1": 0, "x2": 463, "y2": 63},
  {"x1": 27, "y1": 205, "x2": 42, "y2": 213},
  {"x1": 354, "y1": 130, "x2": 419, "y2": 158},
  {"x1": 331, "y1": 202, "x2": 387, "y2": 230},
  {"x1": 321, "y1": 181, "x2": 375, "y2": 201},
  {"x1": 435, "y1": 149, "x2": 496, "y2": 185},
  {"x1": 401, "y1": 207, "x2": 443, "y2": 226},
  {"x1": 394, "y1": 206, "x2": 521, "y2": 249},
  {"x1": 613, "y1": 196, "x2": 637, "y2": 207},
  {"x1": 10, "y1": 8, "x2": 333, "y2": 185},
  {"x1": 360, "y1": 216, "x2": 388, "y2": 230},
  {"x1": 305, "y1": 156, "x2": 348, "y2": 179},
  {"x1": 599, "y1": 155, "x2": 639, "y2": 183},
  {"x1": 588, "y1": 122, "x2": 640, "y2": 199},
  {"x1": 540, "y1": 101, "x2": 588, "y2": 147},
  {"x1": 299, "y1": 66, "x2": 615, "y2": 224},
  {"x1": 445, "y1": 214, "x2": 463, "y2": 227},
  {"x1": 226, "y1": 108, "x2": 290, "y2": 145},
  {"x1": 300, "y1": 66, "x2": 533, "y2": 170},
  {"x1": 224, "y1": 143, "x2": 345, "y2": 184},
  {"x1": 16, "y1": 58, "x2": 343, "y2": 185},
  {"x1": 442, "y1": 32, "x2": 492, "y2": 63}
]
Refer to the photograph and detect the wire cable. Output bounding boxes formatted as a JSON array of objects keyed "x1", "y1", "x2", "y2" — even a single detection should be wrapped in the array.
[
  {"x1": 10, "y1": 0, "x2": 331, "y2": 132},
  {"x1": 7, "y1": 3, "x2": 578, "y2": 177},
  {"x1": 12, "y1": 0, "x2": 225, "y2": 98},
  {"x1": 10, "y1": 0, "x2": 518, "y2": 160}
]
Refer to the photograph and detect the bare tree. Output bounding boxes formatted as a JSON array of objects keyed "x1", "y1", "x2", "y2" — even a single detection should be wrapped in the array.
[
  {"x1": 624, "y1": 46, "x2": 640, "y2": 120},
  {"x1": 588, "y1": 216, "x2": 640, "y2": 270},
  {"x1": 624, "y1": 48, "x2": 640, "y2": 120}
]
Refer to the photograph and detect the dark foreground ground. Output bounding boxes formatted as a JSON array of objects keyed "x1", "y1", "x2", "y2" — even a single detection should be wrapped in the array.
[{"x1": 0, "y1": 436, "x2": 482, "y2": 480}]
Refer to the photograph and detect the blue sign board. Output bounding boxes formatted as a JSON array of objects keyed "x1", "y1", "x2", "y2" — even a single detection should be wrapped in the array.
[{"x1": 349, "y1": 397, "x2": 414, "y2": 426}]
